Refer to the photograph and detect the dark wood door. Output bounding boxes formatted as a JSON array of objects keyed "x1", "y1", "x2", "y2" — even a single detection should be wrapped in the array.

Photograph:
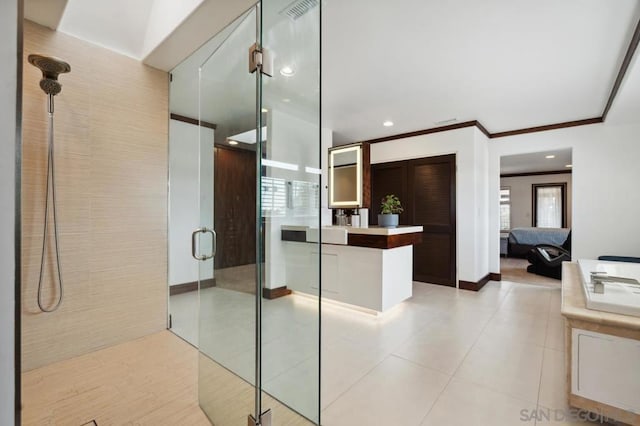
[
  {"x1": 214, "y1": 146, "x2": 256, "y2": 269},
  {"x1": 407, "y1": 155, "x2": 456, "y2": 286},
  {"x1": 371, "y1": 154, "x2": 456, "y2": 286}
]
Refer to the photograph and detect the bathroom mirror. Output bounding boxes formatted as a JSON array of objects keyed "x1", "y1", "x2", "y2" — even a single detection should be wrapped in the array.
[{"x1": 329, "y1": 143, "x2": 370, "y2": 208}]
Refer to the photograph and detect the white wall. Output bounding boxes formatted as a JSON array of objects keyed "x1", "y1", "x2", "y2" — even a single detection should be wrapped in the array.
[
  {"x1": 500, "y1": 173, "x2": 572, "y2": 229},
  {"x1": 489, "y1": 122, "x2": 640, "y2": 273},
  {"x1": 0, "y1": 0, "x2": 17, "y2": 422},
  {"x1": 370, "y1": 126, "x2": 491, "y2": 284},
  {"x1": 321, "y1": 128, "x2": 333, "y2": 225},
  {"x1": 474, "y1": 129, "x2": 490, "y2": 280},
  {"x1": 168, "y1": 119, "x2": 214, "y2": 285},
  {"x1": 264, "y1": 109, "x2": 326, "y2": 289}
]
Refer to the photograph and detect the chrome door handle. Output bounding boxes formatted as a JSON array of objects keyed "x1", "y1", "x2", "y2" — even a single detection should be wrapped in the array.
[
  {"x1": 209, "y1": 228, "x2": 217, "y2": 258},
  {"x1": 191, "y1": 227, "x2": 216, "y2": 261}
]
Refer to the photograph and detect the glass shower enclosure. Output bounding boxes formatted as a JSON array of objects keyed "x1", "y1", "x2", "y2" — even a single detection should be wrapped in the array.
[{"x1": 193, "y1": 1, "x2": 320, "y2": 424}]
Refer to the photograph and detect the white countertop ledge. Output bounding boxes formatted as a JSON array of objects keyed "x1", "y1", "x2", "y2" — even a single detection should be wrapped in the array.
[
  {"x1": 281, "y1": 225, "x2": 423, "y2": 236},
  {"x1": 335, "y1": 225, "x2": 423, "y2": 236}
]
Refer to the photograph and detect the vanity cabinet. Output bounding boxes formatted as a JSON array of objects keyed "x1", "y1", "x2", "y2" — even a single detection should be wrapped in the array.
[
  {"x1": 562, "y1": 262, "x2": 640, "y2": 424},
  {"x1": 571, "y1": 328, "x2": 640, "y2": 413},
  {"x1": 281, "y1": 225, "x2": 422, "y2": 312}
]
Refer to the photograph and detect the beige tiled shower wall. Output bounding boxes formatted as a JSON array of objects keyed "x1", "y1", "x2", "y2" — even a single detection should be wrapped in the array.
[{"x1": 21, "y1": 21, "x2": 169, "y2": 371}]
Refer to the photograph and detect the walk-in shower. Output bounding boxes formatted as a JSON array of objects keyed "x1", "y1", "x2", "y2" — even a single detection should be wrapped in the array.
[{"x1": 27, "y1": 54, "x2": 70, "y2": 313}]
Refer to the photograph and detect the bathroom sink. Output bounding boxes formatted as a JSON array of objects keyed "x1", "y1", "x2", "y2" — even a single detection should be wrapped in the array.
[
  {"x1": 578, "y1": 259, "x2": 640, "y2": 317},
  {"x1": 306, "y1": 227, "x2": 348, "y2": 245}
]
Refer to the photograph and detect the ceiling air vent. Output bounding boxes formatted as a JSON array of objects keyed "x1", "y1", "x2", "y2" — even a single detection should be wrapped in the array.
[{"x1": 280, "y1": 0, "x2": 319, "y2": 20}]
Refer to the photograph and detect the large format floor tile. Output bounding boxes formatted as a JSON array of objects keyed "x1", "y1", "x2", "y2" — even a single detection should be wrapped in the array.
[
  {"x1": 481, "y1": 308, "x2": 548, "y2": 347},
  {"x1": 454, "y1": 334, "x2": 545, "y2": 404},
  {"x1": 166, "y1": 279, "x2": 583, "y2": 425},
  {"x1": 392, "y1": 316, "x2": 482, "y2": 375},
  {"x1": 421, "y1": 377, "x2": 537, "y2": 426},
  {"x1": 538, "y1": 347, "x2": 569, "y2": 411},
  {"x1": 321, "y1": 355, "x2": 450, "y2": 426},
  {"x1": 500, "y1": 284, "x2": 553, "y2": 315}
]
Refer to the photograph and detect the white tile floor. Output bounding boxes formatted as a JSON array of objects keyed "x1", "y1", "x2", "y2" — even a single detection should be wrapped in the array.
[{"x1": 170, "y1": 280, "x2": 610, "y2": 425}]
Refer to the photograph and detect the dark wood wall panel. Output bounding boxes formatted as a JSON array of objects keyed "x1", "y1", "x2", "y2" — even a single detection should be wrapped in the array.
[
  {"x1": 214, "y1": 147, "x2": 256, "y2": 269},
  {"x1": 361, "y1": 142, "x2": 371, "y2": 208},
  {"x1": 370, "y1": 162, "x2": 408, "y2": 225},
  {"x1": 371, "y1": 154, "x2": 457, "y2": 286}
]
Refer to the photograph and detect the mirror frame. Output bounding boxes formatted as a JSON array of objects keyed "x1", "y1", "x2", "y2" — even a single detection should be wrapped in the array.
[{"x1": 329, "y1": 144, "x2": 363, "y2": 208}]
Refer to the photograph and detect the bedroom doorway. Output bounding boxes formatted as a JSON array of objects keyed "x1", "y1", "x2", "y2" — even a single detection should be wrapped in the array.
[{"x1": 499, "y1": 148, "x2": 573, "y2": 285}]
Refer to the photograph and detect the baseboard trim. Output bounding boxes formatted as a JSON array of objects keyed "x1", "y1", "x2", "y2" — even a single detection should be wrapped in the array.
[
  {"x1": 169, "y1": 278, "x2": 216, "y2": 296},
  {"x1": 262, "y1": 286, "x2": 292, "y2": 299},
  {"x1": 459, "y1": 272, "x2": 502, "y2": 291},
  {"x1": 459, "y1": 274, "x2": 491, "y2": 291}
]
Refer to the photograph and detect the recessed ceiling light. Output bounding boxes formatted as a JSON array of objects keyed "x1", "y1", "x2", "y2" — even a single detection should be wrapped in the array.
[
  {"x1": 383, "y1": 120, "x2": 394, "y2": 127},
  {"x1": 280, "y1": 66, "x2": 295, "y2": 77},
  {"x1": 282, "y1": 98, "x2": 290, "y2": 103},
  {"x1": 565, "y1": 164, "x2": 572, "y2": 168},
  {"x1": 228, "y1": 140, "x2": 238, "y2": 145},
  {"x1": 545, "y1": 155, "x2": 556, "y2": 159},
  {"x1": 261, "y1": 108, "x2": 268, "y2": 113}
]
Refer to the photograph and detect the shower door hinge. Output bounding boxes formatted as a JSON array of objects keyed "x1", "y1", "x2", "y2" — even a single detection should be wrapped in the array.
[
  {"x1": 249, "y1": 43, "x2": 273, "y2": 77},
  {"x1": 248, "y1": 409, "x2": 271, "y2": 426}
]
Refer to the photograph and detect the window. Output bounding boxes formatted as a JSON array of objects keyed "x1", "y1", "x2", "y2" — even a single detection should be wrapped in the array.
[
  {"x1": 500, "y1": 187, "x2": 511, "y2": 231},
  {"x1": 261, "y1": 177, "x2": 286, "y2": 217},
  {"x1": 533, "y1": 183, "x2": 566, "y2": 228}
]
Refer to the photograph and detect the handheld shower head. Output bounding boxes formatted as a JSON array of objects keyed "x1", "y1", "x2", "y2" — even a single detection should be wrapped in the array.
[{"x1": 28, "y1": 54, "x2": 71, "y2": 96}]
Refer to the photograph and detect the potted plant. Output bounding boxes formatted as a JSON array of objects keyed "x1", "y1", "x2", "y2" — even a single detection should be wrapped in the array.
[{"x1": 378, "y1": 194, "x2": 403, "y2": 228}]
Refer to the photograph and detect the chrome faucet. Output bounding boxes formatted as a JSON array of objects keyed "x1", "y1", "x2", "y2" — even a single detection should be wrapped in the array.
[{"x1": 590, "y1": 272, "x2": 640, "y2": 294}]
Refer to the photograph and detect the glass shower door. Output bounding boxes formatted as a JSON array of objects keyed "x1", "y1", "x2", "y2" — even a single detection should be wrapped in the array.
[
  {"x1": 196, "y1": 7, "x2": 261, "y2": 425},
  {"x1": 196, "y1": 1, "x2": 321, "y2": 425}
]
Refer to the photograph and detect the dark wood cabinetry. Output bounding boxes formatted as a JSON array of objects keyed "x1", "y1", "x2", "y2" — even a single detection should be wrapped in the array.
[{"x1": 371, "y1": 154, "x2": 456, "y2": 286}]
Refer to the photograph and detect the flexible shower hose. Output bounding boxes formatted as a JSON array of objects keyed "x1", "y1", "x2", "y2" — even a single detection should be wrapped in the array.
[{"x1": 37, "y1": 103, "x2": 64, "y2": 313}]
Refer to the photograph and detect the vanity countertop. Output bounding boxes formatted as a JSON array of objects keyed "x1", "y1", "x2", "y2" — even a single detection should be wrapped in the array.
[
  {"x1": 561, "y1": 262, "x2": 640, "y2": 331},
  {"x1": 281, "y1": 225, "x2": 423, "y2": 235},
  {"x1": 329, "y1": 225, "x2": 423, "y2": 236},
  {"x1": 281, "y1": 225, "x2": 423, "y2": 248}
]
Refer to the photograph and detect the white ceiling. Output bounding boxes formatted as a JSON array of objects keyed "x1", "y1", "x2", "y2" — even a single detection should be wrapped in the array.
[
  {"x1": 58, "y1": 0, "x2": 156, "y2": 59},
  {"x1": 143, "y1": 0, "x2": 256, "y2": 70},
  {"x1": 500, "y1": 149, "x2": 572, "y2": 175},
  {"x1": 322, "y1": 0, "x2": 640, "y2": 144},
  {"x1": 24, "y1": 0, "x2": 640, "y2": 144},
  {"x1": 25, "y1": 0, "x2": 214, "y2": 63}
]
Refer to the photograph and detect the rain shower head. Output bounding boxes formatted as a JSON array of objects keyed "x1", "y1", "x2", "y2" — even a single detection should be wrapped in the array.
[{"x1": 28, "y1": 54, "x2": 71, "y2": 96}]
